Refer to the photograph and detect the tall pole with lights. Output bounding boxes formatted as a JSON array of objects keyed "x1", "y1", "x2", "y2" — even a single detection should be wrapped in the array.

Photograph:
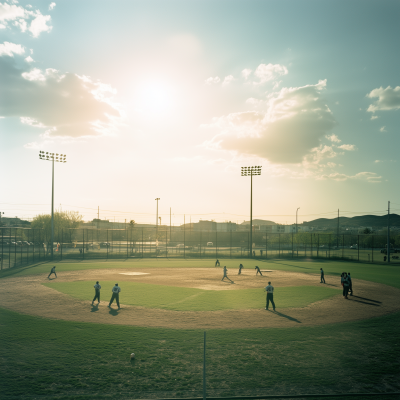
[
  {"x1": 241, "y1": 166, "x2": 262, "y2": 258},
  {"x1": 39, "y1": 151, "x2": 67, "y2": 260},
  {"x1": 296, "y1": 207, "x2": 300, "y2": 234}
]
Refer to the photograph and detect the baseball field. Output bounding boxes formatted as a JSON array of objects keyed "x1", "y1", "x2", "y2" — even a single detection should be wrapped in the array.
[{"x1": 1, "y1": 258, "x2": 399, "y2": 399}]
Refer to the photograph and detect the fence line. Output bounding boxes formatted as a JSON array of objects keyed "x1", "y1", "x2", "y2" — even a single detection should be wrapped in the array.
[{"x1": 1, "y1": 227, "x2": 398, "y2": 269}]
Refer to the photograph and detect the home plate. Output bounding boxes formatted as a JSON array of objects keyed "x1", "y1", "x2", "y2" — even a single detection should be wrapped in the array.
[{"x1": 119, "y1": 272, "x2": 150, "y2": 275}]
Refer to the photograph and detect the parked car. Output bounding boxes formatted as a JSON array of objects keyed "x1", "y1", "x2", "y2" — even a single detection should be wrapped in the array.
[
  {"x1": 100, "y1": 242, "x2": 111, "y2": 248},
  {"x1": 206, "y1": 242, "x2": 213, "y2": 246}
]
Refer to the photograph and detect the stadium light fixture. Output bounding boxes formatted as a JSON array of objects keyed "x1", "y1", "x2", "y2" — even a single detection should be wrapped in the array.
[
  {"x1": 241, "y1": 166, "x2": 262, "y2": 258},
  {"x1": 39, "y1": 151, "x2": 67, "y2": 260}
]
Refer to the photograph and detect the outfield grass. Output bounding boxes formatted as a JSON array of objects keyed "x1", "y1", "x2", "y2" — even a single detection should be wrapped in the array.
[
  {"x1": 1, "y1": 307, "x2": 399, "y2": 399},
  {"x1": 43, "y1": 281, "x2": 340, "y2": 311}
]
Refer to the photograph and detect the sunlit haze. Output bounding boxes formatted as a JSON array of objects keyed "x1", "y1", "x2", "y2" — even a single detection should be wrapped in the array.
[{"x1": 1, "y1": 0, "x2": 400, "y2": 225}]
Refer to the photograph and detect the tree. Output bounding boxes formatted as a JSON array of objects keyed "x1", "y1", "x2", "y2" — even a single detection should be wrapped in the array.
[
  {"x1": 363, "y1": 228, "x2": 372, "y2": 234},
  {"x1": 31, "y1": 211, "x2": 83, "y2": 243}
]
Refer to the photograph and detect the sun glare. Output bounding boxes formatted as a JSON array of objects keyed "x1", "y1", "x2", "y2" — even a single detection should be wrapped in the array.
[{"x1": 134, "y1": 81, "x2": 176, "y2": 118}]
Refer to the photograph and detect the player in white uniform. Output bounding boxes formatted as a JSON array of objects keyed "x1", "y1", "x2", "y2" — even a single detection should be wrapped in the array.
[
  {"x1": 108, "y1": 283, "x2": 121, "y2": 309},
  {"x1": 264, "y1": 281, "x2": 276, "y2": 311},
  {"x1": 92, "y1": 281, "x2": 101, "y2": 305}
]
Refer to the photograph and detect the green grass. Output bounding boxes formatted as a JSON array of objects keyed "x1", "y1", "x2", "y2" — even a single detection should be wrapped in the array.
[
  {"x1": 43, "y1": 281, "x2": 340, "y2": 311},
  {"x1": 1, "y1": 307, "x2": 399, "y2": 399},
  {"x1": 1, "y1": 257, "x2": 399, "y2": 289},
  {"x1": 1, "y1": 258, "x2": 400, "y2": 398}
]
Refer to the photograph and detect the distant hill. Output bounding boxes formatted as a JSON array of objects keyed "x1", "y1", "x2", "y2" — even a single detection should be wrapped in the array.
[
  {"x1": 241, "y1": 219, "x2": 276, "y2": 226},
  {"x1": 303, "y1": 214, "x2": 400, "y2": 228}
]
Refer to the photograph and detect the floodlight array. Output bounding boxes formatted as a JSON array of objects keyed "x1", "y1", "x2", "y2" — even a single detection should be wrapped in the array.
[
  {"x1": 39, "y1": 151, "x2": 67, "y2": 163},
  {"x1": 241, "y1": 166, "x2": 262, "y2": 176}
]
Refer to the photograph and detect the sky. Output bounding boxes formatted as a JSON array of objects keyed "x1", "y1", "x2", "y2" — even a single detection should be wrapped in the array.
[{"x1": 1, "y1": 0, "x2": 400, "y2": 226}]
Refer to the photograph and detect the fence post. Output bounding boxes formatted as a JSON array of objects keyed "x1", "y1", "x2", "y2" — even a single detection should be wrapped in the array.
[
  {"x1": 358, "y1": 235, "x2": 360, "y2": 261},
  {"x1": 141, "y1": 228, "x2": 144, "y2": 258},
  {"x1": 279, "y1": 233, "x2": 281, "y2": 258},
  {"x1": 328, "y1": 234, "x2": 331, "y2": 259},
  {"x1": 82, "y1": 229, "x2": 85, "y2": 260},
  {"x1": 61, "y1": 229, "x2": 63, "y2": 261},
  {"x1": 372, "y1": 234, "x2": 374, "y2": 263},
  {"x1": 317, "y1": 234, "x2": 319, "y2": 258},
  {"x1": 266, "y1": 232, "x2": 268, "y2": 259}
]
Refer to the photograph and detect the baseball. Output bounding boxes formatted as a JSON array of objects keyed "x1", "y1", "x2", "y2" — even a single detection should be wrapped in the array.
[{"x1": 130, "y1": 353, "x2": 135, "y2": 359}]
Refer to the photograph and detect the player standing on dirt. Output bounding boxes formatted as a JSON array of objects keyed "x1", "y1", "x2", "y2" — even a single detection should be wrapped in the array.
[
  {"x1": 92, "y1": 281, "x2": 101, "y2": 305},
  {"x1": 320, "y1": 268, "x2": 325, "y2": 283},
  {"x1": 108, "y1": 283, "x2": 121, "y2": 309},
  {"x1": 255, "y1": 266, "x2": 263, "y2": 276},
  {"x1": 221, "y1": 266, "x2": 233, "y2": 283},
  {"x1": 238, "y1": 263, "x2": 244, "y2": 274},
  {"x1": 264, "y1": 281, "x2": 276, "y2": 311},
  {"x1": 47, "y1": 266, "x2": 57, "y2": 279}
]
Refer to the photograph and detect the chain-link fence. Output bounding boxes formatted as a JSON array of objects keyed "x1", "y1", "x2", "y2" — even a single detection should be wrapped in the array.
[{"x1": 1, "y1": 227, "x2": 399, "y2": 268}]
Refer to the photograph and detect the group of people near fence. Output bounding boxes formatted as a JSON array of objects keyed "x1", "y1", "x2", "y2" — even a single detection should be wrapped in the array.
[{"x1": 341, "y1": 272, "x2": 353, "y2": 299}]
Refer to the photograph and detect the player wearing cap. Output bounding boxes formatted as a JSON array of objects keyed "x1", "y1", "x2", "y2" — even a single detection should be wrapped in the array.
[
  {"x1": 92, "y1": 281, "x2": 101, "y2": 305},
  {"x1": 255, "y1": 266, "x2": 263, "y2": 276},
  {"x1": 221, "y1": 266, "x2": 233, "y2": 283},
  {"x1": 264, "y1": 281, "x2": 275, "y2": 311},
  {"x1": 108, "y1": 283, "x2": 121, "y2": 309}
]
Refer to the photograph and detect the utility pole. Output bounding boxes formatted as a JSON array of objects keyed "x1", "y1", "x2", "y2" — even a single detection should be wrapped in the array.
[
  {"x1": 337, "y1": 209, "x2": 339, "y2": 247},
  {"x1": 170, "y1": 207, "x2": 171, "y2": 239},
  {"x1": 296, "y1": 207, "x2": 300, "y2": 234},
  {"x1": 98, "y1": 206, "x2": 99, "y2": 219},
  {"x1": 155, "y1": 198, "x2": 160, "y2": 240}
]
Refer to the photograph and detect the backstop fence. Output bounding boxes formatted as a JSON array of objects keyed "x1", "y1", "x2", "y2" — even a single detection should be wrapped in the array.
[{"x1": 1, "y1": 226, "x2": 399, "y2": 269}]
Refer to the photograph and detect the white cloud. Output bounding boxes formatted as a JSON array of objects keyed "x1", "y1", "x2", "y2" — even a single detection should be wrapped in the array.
[
  {"x1": 205, "y1": 76, "x2": 220, "y2": 84},
  {"x1": 326, "y1": 133, "x2": 341, "y2": 143},
  {"x1": 24, "y1": 55, "x2": 34, "y2": 62},
  {"x1": 242, "y1": 68, "x2": 252, "y2": 80},
  {"x1": 338, "y1": 144, "x2": 356, "y2": 151},
  {"x1": 380, "y1": 126, "x2": 386, "y2": 132},
  {"x1": 29, "y1": 12, "x2": 52, "y2": 37},
  {"x1": 370, "y1": 115, "x2": 378, "y2": 120},
  {"x1": 320, "y1": 172, "x2": 381, "y2": 183},
  {"x1": 253, "y1": 63, "x2": 288, "y2": 84},
  {"x1": 0, "y1": 41, "x2": 24, "y2": 56},
  {"x1": 222, "y1": 75, "x2": 234, "y2": 85},
  {"x1": 204, "y1": 79, "x2": 336, "y2": 164},
  {"x1": 374, "y1": 160, "x2": 381, "y2": 163},
  {"x1": 367, "y1": 86, "x2": 400, "y2": 113},
  {"x1": 49, "y1": 2, "x2": 56, "y2": 10},
  {"x1": 21, "y1": 67, "x2": 46, "y2": 81},
  {"x1": 0, "y1": 2, "x2": 52, "y2": 37},
  {"x1": 0, "y1": 56, "x2": 122, "y2": 138}
]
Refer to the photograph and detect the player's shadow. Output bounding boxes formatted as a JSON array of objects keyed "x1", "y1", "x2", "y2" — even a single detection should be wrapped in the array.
[
  {"x1": 272, "y1": 310, "x2": 301, "y2": 323},
  {"x1": 47, "y1": 277, "x2": 57, "y2": 280},
  {"x1": 349, "y1": 296, "x2": 381, "y2": 306},
  {"x1": 221, "y1": 279, "x2": 234, "y2": 284},
  {"x1": 108, "y1": 308, "x2": 120, "y2": 316},
  {"x1": 90, "y1": 304, "x2": 99, "y2": 312}
]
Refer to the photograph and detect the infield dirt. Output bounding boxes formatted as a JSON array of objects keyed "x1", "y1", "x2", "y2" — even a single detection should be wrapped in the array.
[{"x1": 0, "y1": 267, "x2": 399, "y2": 329}]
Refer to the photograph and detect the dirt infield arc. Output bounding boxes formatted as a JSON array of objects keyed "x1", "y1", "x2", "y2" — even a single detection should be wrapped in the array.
[{"x1": 1, "y1": 268, "x2": 399, "y2": 329}]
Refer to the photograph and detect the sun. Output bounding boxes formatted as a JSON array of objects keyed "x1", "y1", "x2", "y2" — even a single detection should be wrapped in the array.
[{"x1": 134, "y1": 81, "x2": 176, "y2": 118}]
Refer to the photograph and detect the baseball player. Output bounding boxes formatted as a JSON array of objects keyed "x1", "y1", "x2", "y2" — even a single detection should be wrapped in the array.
[
  {"x1": 255, "y1": 266, "x2": 263, "y2": 276},
  {"x1": 215, "y1": 259, "x2": 220, "y2": 267},
  {"x1": 320, "y1": 268, "x2": 325, "y2": 283},
  {"x1": 238, "y1": 263, "x2": 244, "y2": 275},
  {"x1": 347, "y1": 272, "x2": 353, "y2": 296},
  {"x1": 108, "y1": 283, "x2": 121, "y2": 309},
  {"x1": 47, "y1": 266, "x2": 57, "y2": 279},
  {"x1": 264, "y1": 281, "x2": 276, "y2": 311},
  {"x1": 92, "y1": 281, "x2": 101, "y2": 305},
  {"x1": 221, "y1": 266, "x2": 233, "y2": 283}
]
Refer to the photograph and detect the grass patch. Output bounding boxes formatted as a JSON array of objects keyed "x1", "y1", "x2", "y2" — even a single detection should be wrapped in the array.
[
  {"x1": 1, "y1": 307, "x2": 399, "y2": 399},
  {"x1": 43, "y1": 281, "x2": 340, "y2": 311}
]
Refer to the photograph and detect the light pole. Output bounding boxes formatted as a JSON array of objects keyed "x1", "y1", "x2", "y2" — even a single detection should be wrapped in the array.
[
  {"x1": 296, "y1": 207, "x2": 300, "y2": 234},
  {"x1": 241, "y1": 166, "x2": 262, "y2": 258},
  {"x1": 39, "y1": 151, "x2": 67, "y2": 260},
  {"x1": 155, "y1": 198, "x2": 160, "y2": 241}
]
